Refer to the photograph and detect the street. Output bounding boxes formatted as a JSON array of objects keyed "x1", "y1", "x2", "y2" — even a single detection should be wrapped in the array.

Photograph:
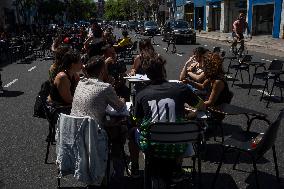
[{"x1": 0, "y1": 32, "x2": 283, "y2": 189}]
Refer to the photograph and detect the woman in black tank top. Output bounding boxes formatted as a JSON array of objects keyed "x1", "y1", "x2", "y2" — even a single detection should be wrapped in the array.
[
  {"x1": 48, "y1": 49, "x2": 82, "y2": 106},
  {"x1": 129, "y1": 39, "x2": 157, "y2": 76}
]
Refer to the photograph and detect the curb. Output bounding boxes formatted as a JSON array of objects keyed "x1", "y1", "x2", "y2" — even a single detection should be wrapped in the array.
[{"x1": 197, "y1": 34, "x2": 284, "y2": 53}]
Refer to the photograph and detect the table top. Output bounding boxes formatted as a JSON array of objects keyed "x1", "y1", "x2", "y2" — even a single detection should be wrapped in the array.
[{"x1": 209, "y1": 103, "x2": 267, "y2": 117}]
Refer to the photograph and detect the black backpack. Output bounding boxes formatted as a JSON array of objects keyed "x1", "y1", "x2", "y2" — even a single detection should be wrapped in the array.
[{"x1": 33, "y1": 80, "x2": 51, "y2": 119}]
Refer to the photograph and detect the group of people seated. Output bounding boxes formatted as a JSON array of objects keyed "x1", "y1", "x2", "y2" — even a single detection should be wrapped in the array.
[{"x1": 44, "y1": 19, "x2": 232, "y2": 187}]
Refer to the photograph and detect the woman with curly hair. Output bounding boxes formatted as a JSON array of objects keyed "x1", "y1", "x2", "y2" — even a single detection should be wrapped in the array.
[{"x1": 184, "y1": 52, "x2": 232, "y2": 107}]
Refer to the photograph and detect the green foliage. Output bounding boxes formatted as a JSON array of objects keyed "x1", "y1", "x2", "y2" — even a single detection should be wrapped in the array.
[
  {"x1": 104, "y1": 0, "x2": 142, "y2": 21},
  {"x1": 68, "y1": 0, "x2": 97, "y2": 22}
]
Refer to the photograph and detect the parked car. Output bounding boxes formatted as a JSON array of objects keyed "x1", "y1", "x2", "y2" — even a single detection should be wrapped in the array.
[
  {"x1": 143, "y1": 21, "x2": 160, "y2": 36},
  {"x1": 162, "y1": 20, "x2": 196, "y2": 44},
  {"x1": 128, "y1": 20, "x2": 138, "y2": 30}
]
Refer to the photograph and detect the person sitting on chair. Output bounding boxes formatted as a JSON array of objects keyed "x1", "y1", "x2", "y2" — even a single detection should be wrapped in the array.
[
  {"x1": 128, "y1": 39, "x2": 157, "y2": 76},
  {"x1": 184, "y1": 52, "x2": 233, "y2": 108},
  {"x1": 71, "y1": 56, "x2": 126, "y2": 186},
  {"x1": 180, "y1": 47, "x2": 209, "y2": 83},
  {"x1": 179, "y1": 47, "x2": 209, "y2": 95},
  {"x1": 128, "y1": 55, "x2": 205, "y2": 179},
  {"x1": 113, "y1": 30, "x2": 132, "y2": 52},
  {"x1": 47, "y1": 48, "x2": 82, "y2": 111}
]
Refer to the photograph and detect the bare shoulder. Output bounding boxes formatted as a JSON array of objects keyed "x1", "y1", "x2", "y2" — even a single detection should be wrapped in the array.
[
  {"x1": 55, "y1": 72, "x2": 69, "y2": 81},
  {"x1": 213, "y1": 80, "x2": 225, "y2": 89}
]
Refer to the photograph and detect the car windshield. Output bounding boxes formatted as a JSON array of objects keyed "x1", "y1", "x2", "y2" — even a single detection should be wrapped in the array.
[
  {"x1": 129, "y1": 21, "x2": 137, "y2": 25},
  {"x1": 173, "y1": 21, "x2": 189, "y2": 28},
  {"x1": 145, "y1": 21, "x2": 157, "y2": 27}
]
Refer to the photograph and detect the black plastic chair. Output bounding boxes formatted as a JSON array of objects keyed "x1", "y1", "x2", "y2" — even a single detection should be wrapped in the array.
[
  {"x1": 231, "y1": 55, "x2": 253, "y2": 87},
  {"x1": 37, "y1": 94, "x2": 56, "y2": 164},
  {"x1": 266, "y1": 74, "x2": 284, "y2": 107},
  {"x1": 248, "y1": 59, "x2": 283, "y2": 100},
  {"x1": 211, "y1": 109, "x2": 284, "y2": 189},
  {"x1": 143, "y1": 121, "x2": 204, "y2": 189}
]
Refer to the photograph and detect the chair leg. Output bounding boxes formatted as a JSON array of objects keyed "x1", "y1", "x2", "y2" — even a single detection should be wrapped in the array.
[
  {"x1": 260, "y1": 79, "x2": 268, "y2": 101},
  {"x1": 45, "y1": 140, "x2": 51, "y2": 164},
  {"x1": 211, "y1": 148, "x2": 226, "y2": 189},
  {"x1": 57, "y1": 167, "x2": 61, "y2": 188},
  {"x1": 280, "y1": 87, "x2": 283, "y2": 101},
  {"x1": 272, "y1": 145, "x2": 280, "y2": 183},
  {"x1": 144, "y1": 154, "x2": 152, "y2": 189},
  {"x1": 240, "y1": 70, "x2": 244, "y2": 83},
  {"x1": 227, "y1": 59, "x2": 233, "y2": 73},
  {"x1": 232, "y1": 69, "x2": 239, "y2": 87},
  {"x1": 266, "y1": 82, "x2": 275, "y2": 108},
  {"x1": 192, "y1": 156, "x2": 196, "y2": 182},
  {"x1": 252, "y1": 157, "x2": 260, "y2": 189},
  {"x1": 232, "y1": 152, "x2": 241, "y2": 170},
  {"x1": 197, "y1": 144, "x2": 202, "y2": 189},
  {"x1": 45, "y1": 123, "x2": 53, "y2": 164},
  {"x1": 247, "y1": 69, "x2": 251, "y2": 84},
  {"x1": 248, "y1": 75, "x2": 256, "y2": 95}
]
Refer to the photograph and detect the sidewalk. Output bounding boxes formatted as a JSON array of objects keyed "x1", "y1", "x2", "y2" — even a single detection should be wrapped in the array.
[{"x1": 196, "y1": 31, "x2": 284, "y2": 55}]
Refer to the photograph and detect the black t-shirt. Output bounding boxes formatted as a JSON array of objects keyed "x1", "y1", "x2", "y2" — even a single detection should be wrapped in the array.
[{"x1": 135, "y1": 81, "x2": 202, "y2": 122}]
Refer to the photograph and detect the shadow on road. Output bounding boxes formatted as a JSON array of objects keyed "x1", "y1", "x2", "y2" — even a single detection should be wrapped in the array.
[
  {"x1": 0, "y1": 90, "x2": 24, "y2": 97},
  {"x1": 245, "y1": 171, "x2": 284, "y2": 189},
  {"x1": 234, "y1": 84, "x2": 264, "y2": 89}
]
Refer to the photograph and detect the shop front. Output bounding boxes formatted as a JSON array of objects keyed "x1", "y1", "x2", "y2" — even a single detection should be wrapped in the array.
[
  {"x1": 248, "y1": 0, "x2": 283, "y2": 38},
  {"x1": 194, "y1": 0, "x2": 206, "y2": 30},
  {"x1": 210, "y1": 1, "x2": 221, "y2": 31}
]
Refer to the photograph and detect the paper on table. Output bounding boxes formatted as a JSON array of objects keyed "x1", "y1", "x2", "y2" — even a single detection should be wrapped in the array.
[
  {"x1": 124, "y1": 74, "x2": 150, "y2": 80},
  {"x1": 105, "y1": 105, "x2": 129, "y2": 116},
  {"x1": 168, "y1": 80, "x2": 181, "y2": 83}
]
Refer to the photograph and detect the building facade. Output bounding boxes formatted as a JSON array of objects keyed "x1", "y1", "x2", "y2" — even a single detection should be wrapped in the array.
[
  {"x1": 0, "y1": 1, "x2": 16, "y2": 31},
  {"x1": 174, "y1": 0, "x2": 284, "y2": 38}
]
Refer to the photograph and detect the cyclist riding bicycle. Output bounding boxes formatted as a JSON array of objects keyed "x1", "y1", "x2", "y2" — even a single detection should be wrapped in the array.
[{"x1": 231, "y1": 13, "x2": 251, "y2": 55}]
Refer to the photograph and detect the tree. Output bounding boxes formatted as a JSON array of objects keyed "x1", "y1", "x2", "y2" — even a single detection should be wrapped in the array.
[
  {"x1": 104, "y1": 0, "x2": 141, "y2": 21},
  {"x1": 67, "y1": 0, "x2": 97, "y2": 22}
]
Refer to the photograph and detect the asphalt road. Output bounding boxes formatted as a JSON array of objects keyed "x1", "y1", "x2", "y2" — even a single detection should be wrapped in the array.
[{"x1": 0, "y1": 30, "x2": 283, "y2": 189}]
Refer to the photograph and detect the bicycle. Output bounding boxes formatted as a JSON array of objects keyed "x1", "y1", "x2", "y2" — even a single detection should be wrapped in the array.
[
  {"x1": 165, "y1": 31, "x2": 177, "y2": 54},
  {"x1": 227, "y1": 35, "x2": 251, "y2": 58}
]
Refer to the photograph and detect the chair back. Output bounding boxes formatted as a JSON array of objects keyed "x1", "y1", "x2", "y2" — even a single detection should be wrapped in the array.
[
  {"x1": 268, "y1": 59, "x2": 283, "y2": 71},
  {"x1": 148, "y1": 121, "x2": 202, "y2": 144},
  {"x1": 239, "y1": 55, "x2": 252, "y2": 64},
  {"x1": 36, "y1": 94, "x2": 53, "y2": 122},
  {"x1": 254, "y1": 109, "x2": 284, "y2": 157}
]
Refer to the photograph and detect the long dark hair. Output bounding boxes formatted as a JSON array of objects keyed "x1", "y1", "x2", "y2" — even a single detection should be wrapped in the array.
[{"x1": 59, "y1": 49, "x2": 81, "y2": 71}]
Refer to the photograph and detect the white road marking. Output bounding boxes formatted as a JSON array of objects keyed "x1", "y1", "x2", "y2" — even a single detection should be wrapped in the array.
[
  {"x1": 28, "y1": 66, "x2": 36, "y2": 72},
  {"x1": 163, "y1": 47, "x2": 167, "y2": 50},
  {"x1": 204, "y1": 44, "x2": 208, "y2": 47},
  {"x1": 156, "y1": 44, "x2": 160, "y2": 47},
  {"x1": 261, "y1": 59, "x2": 265, "y2": 61},
  {"x1": 265, "y1": 60, "x2": 272, "y2": 62},
  {"x1": 4, "y1": 79, "x2": 18, "y2": 88},
  {"x1": 176, "y1": 53, "x2": 183, "y2": 57},
  {"x1": 256, "y1": 89, "x2": 274, "y2": 96}
]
